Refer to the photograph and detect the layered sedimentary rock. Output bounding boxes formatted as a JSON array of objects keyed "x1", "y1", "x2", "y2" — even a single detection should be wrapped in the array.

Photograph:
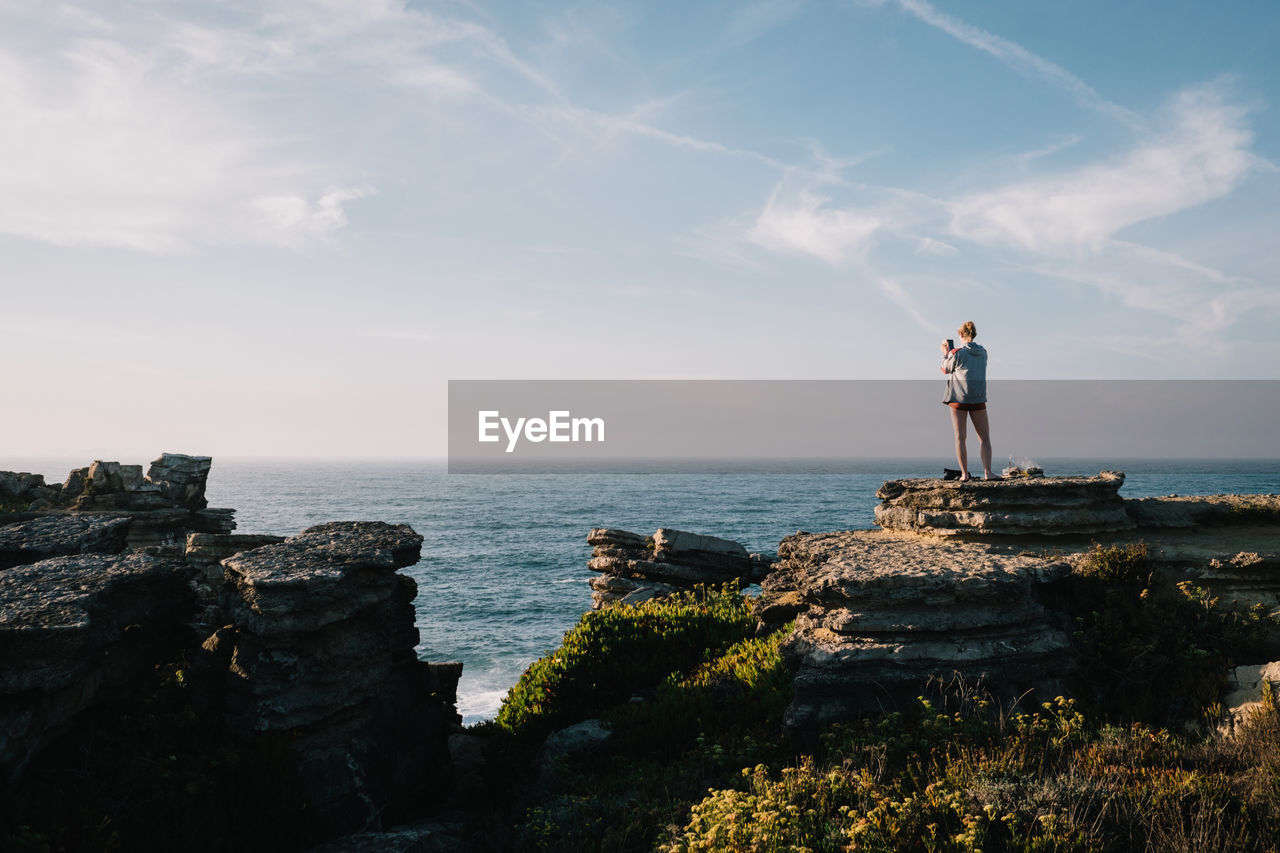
[
  {"x1": 184, "y1": 532, "x2": 286, "y2": 582},
  {"x1": 216, "y1": 521, "x2": 449, "y2": 837},
  {"x1": 0, "y1": 453, "x2": 236, "y2": 553},
  {"x1": 62, "y1": 454, "x2": 234, "y2": 550},
  {"x1": 1126, "y1": 494, "x2": 1280, "y2": 528},
  {"x1": 0, "y1": 515, "x2": 132, "y2": 570},
  {"x1": 586, "y1": 527, "x2": 770, "y2": 608},
  {"x1": 1190, "y1": 552, "x2": 1280, "y2": 615},
  {"x1": 0, "y1": 471, "x2": 59, "y2": 510},
  {"x1": 0, "y1": 553, "x2": 195, "y2": 780},
  {"x1": 758, "y1": 529, "x2": 1071, "y2": 732},
  {"x1": 144, "y1": 453, "x2": 213, "y2": 508},
  {"x1": 874, "y1": 472, "x2": 1132, "y2": 536}
]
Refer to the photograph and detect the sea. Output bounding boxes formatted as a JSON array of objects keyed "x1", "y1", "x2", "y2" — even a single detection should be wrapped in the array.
[{"x1": 6, "y1": 457, "x2": 1280, "y2": 724}]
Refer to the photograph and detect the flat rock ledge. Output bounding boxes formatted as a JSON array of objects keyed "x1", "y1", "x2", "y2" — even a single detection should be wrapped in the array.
[
  {"x1": 874, "y1": 471, "x2": 1132, "y2": 537},
  {"x1": 0, "y1": 514, "x2": 132, "y2": 570},
  {"x1": 0, "y1": 552, "x2": 195, "y2": 780},
  {"x1": 758, "y1": 529, "x2": 1072, "y2": 733},
  {"x1": 586, "y1": 527, "x2": 771, "y2": 608},
  {"x1": 215, "y1": 521, "x2": 448, "y2": 838}
]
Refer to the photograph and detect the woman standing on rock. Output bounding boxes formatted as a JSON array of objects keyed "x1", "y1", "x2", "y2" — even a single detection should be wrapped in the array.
[{"x1": 940, "y1": 321, "x2": 995, "y2": 481}]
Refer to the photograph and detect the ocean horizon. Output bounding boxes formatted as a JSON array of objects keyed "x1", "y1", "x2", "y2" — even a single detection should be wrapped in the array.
[{"x1": 5, "y1": 455, "x2": 1279, "y2": 724}]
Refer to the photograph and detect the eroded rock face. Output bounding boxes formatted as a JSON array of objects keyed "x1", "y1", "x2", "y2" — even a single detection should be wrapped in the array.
[
  {"x1": 0, "y1": 453, "x2": 236, "y2": 553},
  {"x1": 184, "y1": 532, "x2": 286, "y2": 582},
  {"x1": 874, "y1": 472, "x2": 1132, "y2": 537},
  {"x1": 0, "y1": 472, "x2": 58, "y2": 509},
  {"x1": 0, "y1": 515, "x2": 132, "y2": 570},
  {"x1": 1126, "y1": 494, "x2": 1280, "y2": 528},
  {"x1": 145, "y1": 453, "x2": 213, "y2": 509},
  {"x1": 758, "y1": 530, "x2": 1071, "y2": 732},
  {"x1": 218, "y1": 521, "x2": 448, "y2": 838},
  {"x1": 586, "y1": 527, "x2": 769, "y2": 608},
  {"x1": 0, "y1": 553, "x2": 195, "y2": 780}
]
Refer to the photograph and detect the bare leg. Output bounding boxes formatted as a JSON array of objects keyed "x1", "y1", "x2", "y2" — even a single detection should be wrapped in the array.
[
  {"x1": 970, "y1": 408, "x2": 994, "y2": 478},
  {"x1": 948, "y1": 407, "x2": 969, "y2": 480}
]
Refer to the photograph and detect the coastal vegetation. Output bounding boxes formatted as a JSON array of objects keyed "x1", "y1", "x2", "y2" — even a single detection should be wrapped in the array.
[
  {"x1": 481, "y1": 545, "x2": 1280, "y2": 852},
  {"x1": 5, "y1": 543, "x2": 1279, "y2": 851}
]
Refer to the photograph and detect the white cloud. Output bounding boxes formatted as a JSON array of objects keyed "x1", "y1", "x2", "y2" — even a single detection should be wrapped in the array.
[
  {"x1": 876, "y1": 276, "x2": 936, "y2": 332},
  {"x1": 949, "y1": 85, "x2": 1255, "y2": 254},
  {"x1": 249, "y1": 187, "x2": 373, "y2": 247},
  {"x1": 914, "y1": 236, "x2": 957, "y2": 256},
  {"x1": 749, "y1": 190, "x2": 881, "y2": 264}
]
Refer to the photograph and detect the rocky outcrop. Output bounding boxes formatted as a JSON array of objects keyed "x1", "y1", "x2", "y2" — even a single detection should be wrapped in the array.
[
  {"x1": 0, "y1": 515, "x2": 132, "y2": 570},
  {"x1": 874, "y1": 472, "x2": 1132, "y2": 537},
  {"x1": 215, "y1": 521, "x2": 449, "y2": 838},
  {"x1": 1223, "y1": 661, "x2": 1280, "y2": 726},
  {"x1": 59, "y1": 454, "x2": 234, "y2": 551},
  {"x1": 1, "y1": 453, "x2": 235, "y2": 554},
  {"x1": 1126, "y1": 494, "x2": 1280, "y2": 528},
  {"x1": 0, "y1": 471, "x2": 59, "y2": 510},
  {"x1": 586, "y1": 527, "x2": 770, "y2": 608},
  {"x1": 758, "y1": 529, "x2": 1072, "y2": 732},
  {"x1": 184, "y1": 532, "x2": 286, "y2": 582},
  {"x1": 0, "y1": 553, "x2": 195, "y2": 780},
  {"x1": 1189, "y1": 551, "x2": 1280, "y2": 615},
  {"x1": 144, "y1": 453, "x2": 213, "y2": 509}
]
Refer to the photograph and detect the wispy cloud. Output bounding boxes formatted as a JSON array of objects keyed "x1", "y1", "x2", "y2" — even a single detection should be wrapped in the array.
[
  {"x1": 876, "y1": 276, "x2": 937, "y2": 332},
  {"x1": 949, "y1": 84, "x2": 1255, "y2": 253},
  {"x1": 749, "y1": 189, "x2": 881, "y2": 263},
  {"x1": 892, "y1": 0, "x2": 1142, "y2": 128}
]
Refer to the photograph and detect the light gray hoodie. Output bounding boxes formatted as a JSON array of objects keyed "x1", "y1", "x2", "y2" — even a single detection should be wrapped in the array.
[{"x1": 942, "y1": 341, "x2": 988, "y2": 404}]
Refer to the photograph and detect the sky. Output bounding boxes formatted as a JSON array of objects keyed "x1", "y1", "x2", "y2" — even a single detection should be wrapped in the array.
[{"x1": 2, "y1": 0, "x2": 1279, "y2": 459}]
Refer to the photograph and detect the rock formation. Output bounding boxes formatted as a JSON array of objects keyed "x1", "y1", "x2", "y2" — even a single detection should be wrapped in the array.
[
  {"x1": 184, "y1": 532, "x2": 286, "y2": 582},
  {"x1": 874, "y1": 472, "x2": 1132, "y2": 536},
  {"x1": 0, "y1": 552, "x2": 195, "y2": 780},
  {"x1": 586, "y1": 527, "x2": 770, "y2": 608},
  {"x1": 0, "y1": 514, "x2": 132, "y2": 570},
  {"x1": 0, "y1": 453, "x2": 236, "y2": 553},
  {"x1": 757, "y1": 529, "x2": 1072, "y2": 732},
  {"x1": 1126, "y1": 493, "x2": 1280, "y2": 528},
  {"x1": 0, "y1": 471, "x2": 59, "y2": 510},
  {"x1": 1222, "y1": 661, "x2": 1280, "y2": 726},
  {"x1": 214, "y1": 521, "x2": 450, "y2": 837}
]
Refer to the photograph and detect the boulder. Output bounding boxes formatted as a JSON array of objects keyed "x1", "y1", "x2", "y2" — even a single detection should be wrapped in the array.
[
  {"x1": 184, "y1": 532, "x2": 286, "y2": 581},
  {"x1": 757, "y1": 529, "x2": 1071, "y2": 733},
  {"x1": 652, "y1": 528, "x2": 752, "y2": 571},
  {"x1": 218, "y1": 521, "x2": 449, "y2": 838},
  {"x1": 0, "y1": 553, "x2": 195, "y2": 780},
  {"x1": 874, "y1": 472, "x2": 1132, "y2": 536},
  {"x1": 145, "y1": 453, "x2": 213, "y2": 509},
  {"x1": 0, "y1": 515, "x2": 132, "y2": 570},
  {"x1": 1222, "y1": 661, "x2": 1280, "y2": 727},
  {"x1": 584, "y1": 527, "x2": 765, "y2": 609},
  {"x1": 0, "y1": 472, "x2": 55, "y2": 507}
]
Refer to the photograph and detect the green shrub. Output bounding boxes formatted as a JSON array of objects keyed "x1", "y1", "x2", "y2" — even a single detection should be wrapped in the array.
[
  {"x1": 495, "y1": 585, "x2": 756, "y2": 742},
  {"x1": 502, "y1": 608, "x2": 796, "y2": 853},
  {"x1": 665, "y1": 683, "x2": 1280, "y2": 853},
  {"x1": 1057, "y1": 543, "x2": 1274, "y2": 724}
]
